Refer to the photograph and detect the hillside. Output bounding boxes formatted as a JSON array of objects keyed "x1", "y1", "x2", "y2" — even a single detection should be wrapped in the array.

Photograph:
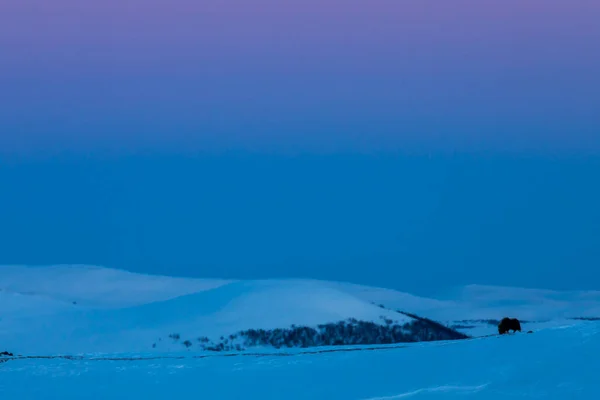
[
  {"x1": 337, "y1": 281, "x2": 600, "y2": 337},
  {"x1": 2, "y1": 265, "x2": 599, "y2": 355},
  {"x1": 0, "y1": 265, "x2": 232, "y2": 309},
  {"x1": 0, "y1": 266, "x2": 467, "y2": 355}
]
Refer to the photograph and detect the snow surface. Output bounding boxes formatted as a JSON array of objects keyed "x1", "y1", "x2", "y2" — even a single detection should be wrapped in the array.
[
  {"x1": 2, "y1": 265, "x2": 600, "y2": 398},
  {"x1": 0, "y1": 265, "x2": 232, "y2": 309},
  {"x1": 2, "y1": 265, "x2": 600, "y2": 354},
  {"x1": 0, "y1": 266, "x2": 414, "y2": 354},
  {"x1": 2, "y1": 322, "x2": 599, "y2": 399},
  {"x1": 328, "y1": 280, "x2": 600, "y2": 337}
]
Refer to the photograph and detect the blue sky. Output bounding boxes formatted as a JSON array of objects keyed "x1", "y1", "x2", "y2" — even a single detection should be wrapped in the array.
[{"x1": 1, "y1": 153, "x2": 598, "y2": 295}]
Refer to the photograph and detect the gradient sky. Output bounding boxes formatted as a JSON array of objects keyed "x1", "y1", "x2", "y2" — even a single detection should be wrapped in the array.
[
  {"x1": 1, "y1": 1, "x2": 599, "y2": 294},
  {"x1": 1, "y1": 0, "x2": 599, "y2": 153}
]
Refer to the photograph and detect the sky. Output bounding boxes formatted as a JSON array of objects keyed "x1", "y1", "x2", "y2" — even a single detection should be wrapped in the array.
[{"x1": 1, "y1": 0, "x2": 599, "y2": 294}]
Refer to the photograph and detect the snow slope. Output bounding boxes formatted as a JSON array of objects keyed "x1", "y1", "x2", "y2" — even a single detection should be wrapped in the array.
[
  {"x1": 0, "y1": 267, "x2": 413, "y2": 354},
  {"x1": 454, "y1": 284, "x2": 600, "y2": 320},
  {"x1": 0, "y1": 265, "x2": 232, "y2": 309},
  {"x1": 335, "y1": 281, "x2": 600, "y2": 336},
  {"x1": 1, "y1": 265, "x2": 599, "y2": 354},
  {"x1": 337, "y1": 281, "x2": 600, "y2": 322},
  {"x1": 2, "y1": 321, "x2": 599, "y2": 399}
]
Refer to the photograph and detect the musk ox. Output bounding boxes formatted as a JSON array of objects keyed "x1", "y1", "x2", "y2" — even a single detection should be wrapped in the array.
[{"x1": 498, "y1": 317, "x2": 521, "y2": 335}]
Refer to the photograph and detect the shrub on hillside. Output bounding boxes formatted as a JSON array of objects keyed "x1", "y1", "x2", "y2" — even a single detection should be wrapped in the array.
[
  {"x1": 171, "y1": 312, "x2": 469, "y2": 352},
  {"x1": 238, "y1": 315, "x2": 468, "y2": 350}
]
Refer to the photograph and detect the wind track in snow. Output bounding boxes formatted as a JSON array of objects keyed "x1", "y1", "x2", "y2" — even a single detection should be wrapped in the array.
[
  {"x1": 0, "y1": 332, "x2": 514, "y2": 364},
  {"x1": 0, "y1": 344, "x2": 411, "y2": 363},
  {"x1": 363, "y1": 384, "x2": 490, "y2": 399}
]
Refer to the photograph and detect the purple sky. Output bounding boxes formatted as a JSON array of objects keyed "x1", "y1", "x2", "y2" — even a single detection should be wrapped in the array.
[{"x1": 1, "y1": 0, "x2": 599, "y2": 154}]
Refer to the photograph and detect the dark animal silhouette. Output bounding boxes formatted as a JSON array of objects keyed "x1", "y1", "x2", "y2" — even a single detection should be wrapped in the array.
[{"x1": 498, "y1": 317, "x2": 521, "y2": 334}]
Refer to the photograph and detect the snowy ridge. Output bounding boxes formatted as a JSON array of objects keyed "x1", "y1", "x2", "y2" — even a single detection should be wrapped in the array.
[
  {"x1": 1, "y1": 265, "x2": 599, "y2": 355},
  {"x1": 0, "y1": 267, "x2": 422, "y2": 354},
  {"x1": 0, "y1": 265, "x2": 232, "y2": 309}
]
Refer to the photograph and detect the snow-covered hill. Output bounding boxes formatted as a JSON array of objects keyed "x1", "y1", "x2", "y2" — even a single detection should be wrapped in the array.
[
  {"x1": 0, "y1": 266, "x2": 445, "y2": 354},
  {"x1": 1, "y1": 265, "x2": 598, "y2": 355},
  {"x1": 337, "y1": 281, "x2": 600, "y2": 337},
  {"x1": 0, "y1": 265, "x2": 232, "y2": 309}
]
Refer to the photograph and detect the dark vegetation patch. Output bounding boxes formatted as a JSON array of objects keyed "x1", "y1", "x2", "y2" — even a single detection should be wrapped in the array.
[
  {"x1": 395, "y1": 311, "x2": 469, "y2": 340},
  {"x1": 164, "y1": 312, "x2": 469, "y2": 352},
  {"x1": 0, "y1": 351, "x2": 14, "y2": 364}
]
